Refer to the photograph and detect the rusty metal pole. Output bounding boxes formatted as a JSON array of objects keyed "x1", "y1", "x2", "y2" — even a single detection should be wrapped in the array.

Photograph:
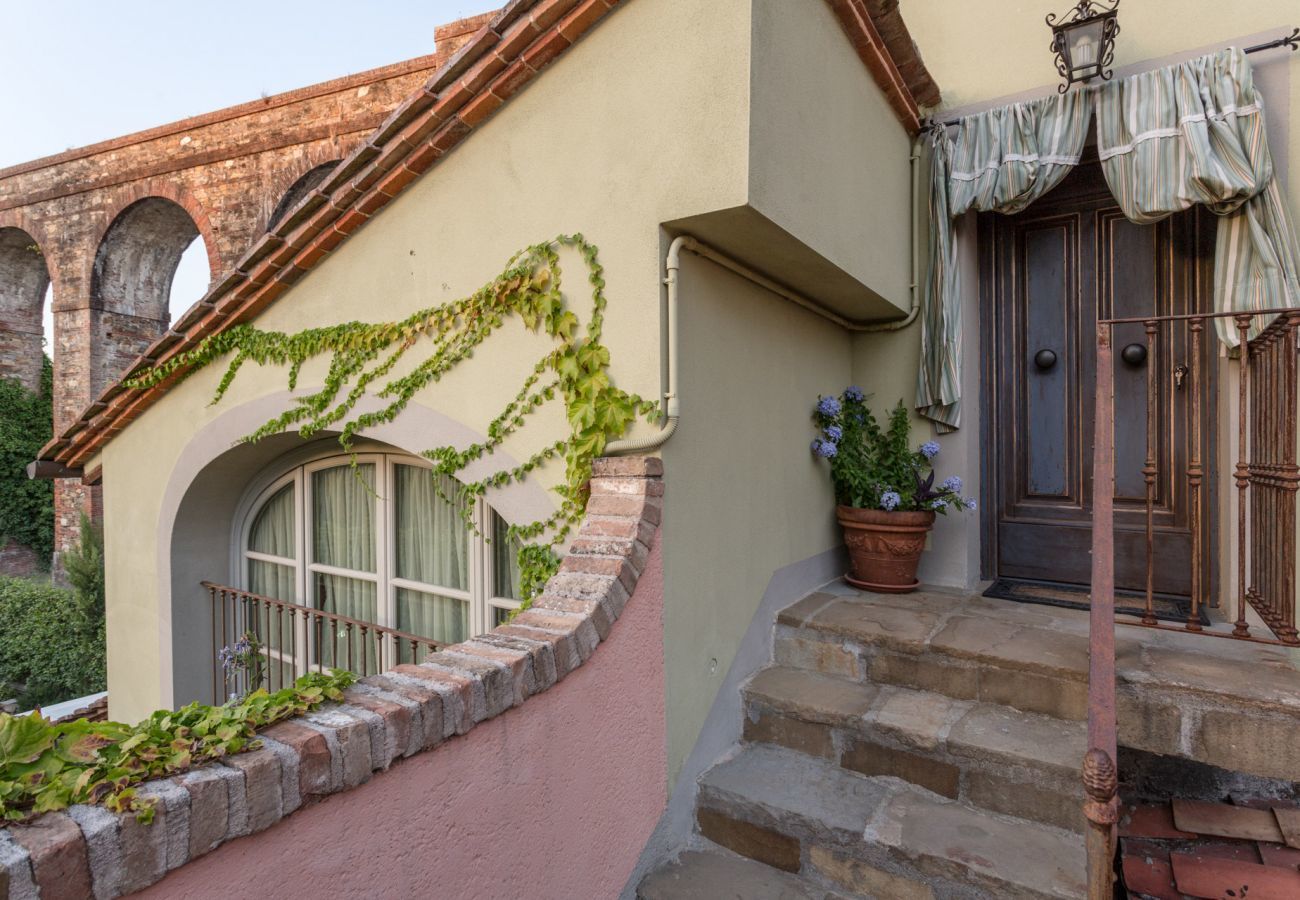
[
  {"x1": 1085, "y1": 323, "x2": 1119, "y2": 899},
  {"x1": 1236, "y1": 315, "x2": 1253, "y2": 637},
  {"x1": 1186, "y1": 318, "x2": 1204, "y2": 631},
  {"x1": 1143, "y1": 319, "x2": 1158, "y2": 625},
  {"x1": 1282, "y1": 318, "x2": 1300, "y2": 643}
]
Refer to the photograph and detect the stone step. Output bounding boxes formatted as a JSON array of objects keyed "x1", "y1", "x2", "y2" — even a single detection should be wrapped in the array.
[
  {"x1": 694, "y1": 744, "x2": 1086, "y2": 899},
  {"x1": 635, "y1": 849, "x2": 831, "y2": 899},
  {"x1": 774, "y1": 588, "x2": 1300, "y2": 782},
  {"x1": 741, "y1": 666, "x2": 1086, "y2": 832}
]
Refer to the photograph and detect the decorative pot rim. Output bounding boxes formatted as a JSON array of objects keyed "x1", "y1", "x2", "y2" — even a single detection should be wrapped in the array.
[{"x1": 835, "y1": 505, "x2": 937, "y2": 528}]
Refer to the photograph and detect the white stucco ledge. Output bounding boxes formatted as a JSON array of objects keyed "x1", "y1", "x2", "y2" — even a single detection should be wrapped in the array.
[{"x1": 0, "y1": 457, "x2": 663, "y2": 900}]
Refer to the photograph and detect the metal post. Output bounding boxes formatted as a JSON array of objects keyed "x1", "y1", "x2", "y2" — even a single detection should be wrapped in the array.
[
  {"x1": 1085, "y1": 323, "x2": 1119, "y2": 899},
  {"x1": 1236, "y1": 315, "x2": 1253, "y2": 637}
]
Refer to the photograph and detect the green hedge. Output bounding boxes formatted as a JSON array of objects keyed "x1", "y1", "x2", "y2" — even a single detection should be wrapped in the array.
[
  {"x1": 0, "y1": 576, "x2": 105, "y2": 709},
  {"x1": 0, "y1": 359, "x2": 54, "y2": 565}
]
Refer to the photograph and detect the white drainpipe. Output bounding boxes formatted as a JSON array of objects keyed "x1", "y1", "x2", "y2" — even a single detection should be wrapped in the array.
[{"x1": 605, "y1": 143, "x2": 925, "y2": 454}]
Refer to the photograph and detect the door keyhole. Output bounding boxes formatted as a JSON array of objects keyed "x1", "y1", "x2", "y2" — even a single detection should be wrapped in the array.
[{"x1": 1174, "y1": 364, "x2": 1190, "y2": 389}]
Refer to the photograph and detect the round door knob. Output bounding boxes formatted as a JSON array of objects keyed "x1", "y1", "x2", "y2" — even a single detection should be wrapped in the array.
[
  {"x1": 1121, "y1": 343, "x2": 1148, "y2": 367},
  {"x1": 1034, "y1": 349, "x2": 1057, "y2": 370}
]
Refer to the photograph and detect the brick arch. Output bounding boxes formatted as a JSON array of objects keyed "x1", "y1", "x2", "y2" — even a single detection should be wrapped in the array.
[
  {"x1": 89, "y1": 186, "x2": 217, "y2": 324},
  {"x1": 0, "y1": 221, "x2": 52, "y2": 391},
  {"x1": 94, "y1": 179, "x2": 224, "y2": 290},
  {"x1": 266, "y1": 158, "x2": 342, "y2": 233},
  {"x1": 0, "y1": 208, "x2": 60, "y2": 300}
]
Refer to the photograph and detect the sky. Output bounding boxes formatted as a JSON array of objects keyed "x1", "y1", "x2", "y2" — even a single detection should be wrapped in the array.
[{"x1": 0, "y1": 1, "x2": 498, "y2": 349}]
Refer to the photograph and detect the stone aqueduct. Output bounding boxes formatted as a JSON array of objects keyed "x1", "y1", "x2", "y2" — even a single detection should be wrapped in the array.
[{"x1": 0, "y1": 14, "x2": 491, "y2": 571}]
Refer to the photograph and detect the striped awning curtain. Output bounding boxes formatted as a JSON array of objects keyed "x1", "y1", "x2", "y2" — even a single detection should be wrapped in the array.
[
  {"x1": 917, "y1": 91, "x2": 1093, "y2": 432},
  {"x1": 1096, "y1": 47, "x2": 1300, "y2": 345}
]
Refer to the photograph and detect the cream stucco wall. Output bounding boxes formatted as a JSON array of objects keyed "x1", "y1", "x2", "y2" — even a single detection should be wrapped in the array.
[
  {"x1": 747, "y1": 0, "x2": 912, "y2": 315},
  {"x1": 101, "y1": 0, "x2": 759, "y2": 722},
  {"x1": 100, "y1": 0, "x2": 919, "y2": 779}
]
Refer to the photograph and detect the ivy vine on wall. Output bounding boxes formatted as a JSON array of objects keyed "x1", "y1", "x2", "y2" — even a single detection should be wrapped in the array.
[{"x1": 126, "y1": 235, "x2": 659, "y2": 601}]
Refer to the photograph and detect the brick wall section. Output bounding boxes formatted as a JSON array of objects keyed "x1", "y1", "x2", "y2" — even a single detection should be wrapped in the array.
[
  {"x1": 0, "y1": 13, "x2": 494, "y2": 561},
  {"x1": 0, "y1": 457, "x2": 662, "y2": 900},
  {"x1": 0, "y1": 540, "x2": 41, "y2": 578}
]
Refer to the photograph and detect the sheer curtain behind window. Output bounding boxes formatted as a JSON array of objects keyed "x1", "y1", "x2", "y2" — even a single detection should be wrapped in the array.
[
  {"x1": 312, "y1": 466, "x2": 378, "y2": 664},
  {"x1": 491, "y1": 510, "x2": 522, "y2": 601},
  {"x1": 248, "y1": 483, "x2": 296, "y2": 603},
  {"x1": 395, "y1": 465, "x2": 469, "y2": 645}
]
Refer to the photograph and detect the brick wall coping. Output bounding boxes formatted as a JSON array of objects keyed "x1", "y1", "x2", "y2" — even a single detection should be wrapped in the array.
[
  {"x1": 37, "y1": 0, "x2": 930, "y2": 476},
  {"x1": 0, "y1": 457, "x2": 662, "y2": 900}
]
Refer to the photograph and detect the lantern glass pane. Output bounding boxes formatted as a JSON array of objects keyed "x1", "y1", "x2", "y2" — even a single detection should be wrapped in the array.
[{"x1": 1064, "y1": 19, "x2": 1106, "y2": 77}]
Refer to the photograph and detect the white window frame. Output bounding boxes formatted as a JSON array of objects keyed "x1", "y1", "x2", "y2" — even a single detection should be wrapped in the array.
[{"x1": 236, "y1": 451, "x2": 522, "y2": 678}]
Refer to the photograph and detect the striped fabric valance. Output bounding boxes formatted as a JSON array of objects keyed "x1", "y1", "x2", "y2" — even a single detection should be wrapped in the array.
[
  {"x1": 918, "y1": 91, "x2": 1092, "y2": 432},
  {"x1": 1096, "y1": 48, "x2": 1300, "y2": 346},
  {"x1": 917, "y1": 47, "x2": 1300, "y2": 433}
]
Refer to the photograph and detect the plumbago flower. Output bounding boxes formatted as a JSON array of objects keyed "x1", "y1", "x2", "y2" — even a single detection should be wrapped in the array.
[
  {"x1": 810, "y1": 390, "x2": 974, "y2": 516},
  {"x1": 219, "y1": 631, "x2": 265, "y2": 702}
]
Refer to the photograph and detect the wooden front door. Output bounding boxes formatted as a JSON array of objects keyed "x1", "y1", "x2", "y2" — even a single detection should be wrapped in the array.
[{"x1": 981, "y1": 158, "x2": 1217, "y2": 597}]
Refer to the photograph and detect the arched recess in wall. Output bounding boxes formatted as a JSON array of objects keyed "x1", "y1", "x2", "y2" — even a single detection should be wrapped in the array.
[
  {"x1": 158, "y1": 392, "x2": 557, "y2": 708},
  {"x1": 0, "y1": 226, "x2": 52, "y2": 392},
  {"x1": 267, "y1": 161, "x2": 340, "y2": 232}
]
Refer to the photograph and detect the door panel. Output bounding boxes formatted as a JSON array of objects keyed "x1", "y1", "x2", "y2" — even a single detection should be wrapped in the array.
[{"x1": 982, "y1": 159, "x2": 1216, "y2": 597}]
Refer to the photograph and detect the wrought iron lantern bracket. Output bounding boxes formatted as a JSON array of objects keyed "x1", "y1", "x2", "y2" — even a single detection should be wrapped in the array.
[{"x1": 1047, "y1": 0, "x2": 1121, "y2": 92}]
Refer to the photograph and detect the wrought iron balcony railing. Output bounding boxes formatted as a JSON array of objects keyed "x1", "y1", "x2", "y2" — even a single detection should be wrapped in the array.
[{"x1": 202, "y1": 582, "x2": 445, "y2": 705}]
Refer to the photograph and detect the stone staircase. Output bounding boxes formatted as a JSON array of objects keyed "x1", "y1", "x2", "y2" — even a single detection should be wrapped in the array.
[{"x1": 637, "y1": 585, "x2": 1300, "y2": 898}]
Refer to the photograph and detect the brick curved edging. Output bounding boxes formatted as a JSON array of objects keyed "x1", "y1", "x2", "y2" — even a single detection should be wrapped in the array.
[{"x1": 0, "y1": 456, "x2": 663, "y2": 900}]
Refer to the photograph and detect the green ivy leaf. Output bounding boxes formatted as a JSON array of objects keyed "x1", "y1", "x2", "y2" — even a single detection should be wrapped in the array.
[{"x1": 0, "y1": 714, "x2": 56, "y2": 768}]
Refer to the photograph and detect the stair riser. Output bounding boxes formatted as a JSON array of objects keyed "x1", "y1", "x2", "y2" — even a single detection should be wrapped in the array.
[
  {"x1": 742, "y1": 701, "x2": 1084, "y2": 833},
  {"x1": 695, "y1": 791, "x2": 1074, "y2": 900},
  {"x1": 776, "y1": 626, "x2": 1088, "y2": 719},
  {"x1": 776, "y1": 627, "x2": 1300, "y2": 783}
]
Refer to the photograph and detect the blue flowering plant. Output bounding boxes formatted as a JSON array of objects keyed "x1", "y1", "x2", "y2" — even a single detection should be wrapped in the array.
[
  {"x1": 218, "y1": 631, "x2": 266, "y2": 702},
  {"x1": 811, "y1": 390, "x2": 975, "y2": 515}
]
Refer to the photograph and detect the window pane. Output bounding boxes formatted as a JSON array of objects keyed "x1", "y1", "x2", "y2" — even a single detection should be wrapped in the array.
[
  {"x1": 311, "y1": 572, "x2": 378, "y2": 672},
  {"x1": 249, "y1": 483, "x2": 295, "y2": 557},
  {"x1": 394, "y1": 465, "x2": 468, "y2": 590},
  {"x1": 492, "y1": 606, "x2": 514, "y2": 627},
  {"x1": 248, "y1": 559, "x2": 295, "y2": 602},
  {"x1": 312, "y1": 464, "x2": 375, "y2": 572},
  {"x1": 248, "y1": 559, "x2": 296, "y2": 654},
  {"x1": 491, "y1": 510, "x2": 523, "y2": 600},
  {"x1": 397, "y1": 587, "x2": 468, "y2": 648}
]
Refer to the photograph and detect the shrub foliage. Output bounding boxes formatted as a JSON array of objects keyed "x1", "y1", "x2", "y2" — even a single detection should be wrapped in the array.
[
  {"x1": 0, "y1": 576, "x2": 105, "y2": 709},
  {"x1": 0, "y1": 359, "x2": 54, "y2": 565}
]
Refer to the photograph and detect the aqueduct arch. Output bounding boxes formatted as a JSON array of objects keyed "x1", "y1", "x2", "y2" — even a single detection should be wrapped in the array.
[
  {"x1": 268, "y1": 162, "x2": 341, "y2": 233},
  {"x1": 0, "y1": 13, "x2": 492, "y2": 569},
  {"x1": 0, "y1": 226, "x2": 51, "y2": 392}
]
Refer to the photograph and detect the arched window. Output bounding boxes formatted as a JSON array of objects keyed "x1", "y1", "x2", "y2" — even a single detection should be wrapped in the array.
[{"x1": 239, "y1": 452, "x2": 523, "y2": 677}]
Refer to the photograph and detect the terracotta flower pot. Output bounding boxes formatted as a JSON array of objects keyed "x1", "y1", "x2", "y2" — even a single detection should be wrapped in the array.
[{"x1": 836, "y1": 505, "x2": 936, "y2": 593}]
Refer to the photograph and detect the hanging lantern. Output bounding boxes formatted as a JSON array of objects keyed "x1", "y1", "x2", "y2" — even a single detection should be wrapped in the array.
[{"x1": 1047, "y1": 1, "x2": 1121, "y2": 92}]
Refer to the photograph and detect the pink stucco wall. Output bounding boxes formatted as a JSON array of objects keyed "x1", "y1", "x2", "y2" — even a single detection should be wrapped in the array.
[{"x1": 138, "y1": 540, "x2": 667, "y2": 900}]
